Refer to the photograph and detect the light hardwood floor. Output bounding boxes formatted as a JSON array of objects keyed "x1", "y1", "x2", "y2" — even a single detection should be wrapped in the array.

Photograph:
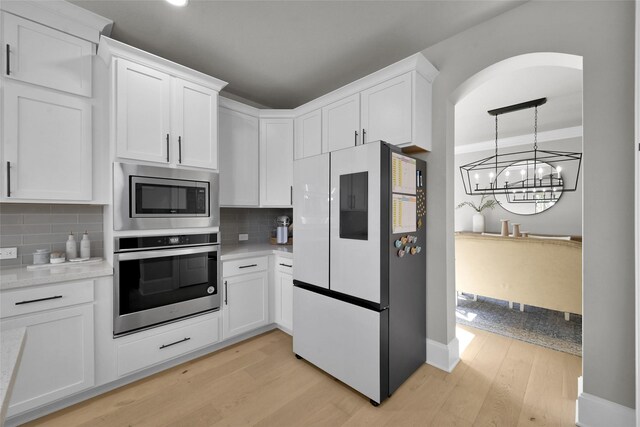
[{"x1": 25, "y1": 325, "x2": 581, "y2": 426}]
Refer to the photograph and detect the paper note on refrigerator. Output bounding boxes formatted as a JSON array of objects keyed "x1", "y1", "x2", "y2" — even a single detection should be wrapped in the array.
[
  {"x1": 392, "y1": 153, "x2": 416, "y2": 195},
  {"x1": 392, "y1": 194, "x2": 417, "y2": 234}
]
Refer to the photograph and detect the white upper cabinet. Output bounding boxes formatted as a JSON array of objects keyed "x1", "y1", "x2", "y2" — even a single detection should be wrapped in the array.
[
  {"x1": 116, "y1": 58, "x2": 172, "y2": 164},
  {"x1": 260, "y1": 118, "x2": 294, "y2": 207},
  {"x1": 2, "y1": 12, "x2": 93, "y2": 97},
  {"x1": 2, "y1": 82, "x2": 92, "y2": 201},
  {"x1": 360, "y1": 73, "x2": 412, "y2": 146},
  {"x1": 219, "y1": 106, "x2": 260, "y2": 206},
  {"x1": 100, "y1": 37, "x2": 227, "y2": 170},
  {"x1": 298, "y1": 53, "x2": 437, "y2": 152},
  {"x1": 322, "y1": 93, "x2": 360, "y2": 153},
  {"x1": 294, "y1": 108, "x2": 322, "y2": 160},
  {"x1": 173, "y1": 79, "x2": 218, "y2": 170}
]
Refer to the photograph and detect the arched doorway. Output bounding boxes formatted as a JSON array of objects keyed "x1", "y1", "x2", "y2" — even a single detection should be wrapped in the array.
[{"x1": 451, "y1": 52, "x2": 583, "y2": 357}]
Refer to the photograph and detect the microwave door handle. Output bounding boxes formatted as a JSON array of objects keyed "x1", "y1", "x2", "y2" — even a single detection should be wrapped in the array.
[{"x1": 116, "y1": 245, "x2": 218, "y2": 261}]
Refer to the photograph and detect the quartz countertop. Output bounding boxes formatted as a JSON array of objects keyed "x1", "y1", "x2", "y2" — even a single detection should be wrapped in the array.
[
  {"x1": 0, "y1": 261, "x2": 113, "y2": 291},
  {"x1": 221, "y1": 243, "x2": 293, "y2": 261},
  {"x1": 1, "y1": 327, "x2": 26, "y2": 425}
]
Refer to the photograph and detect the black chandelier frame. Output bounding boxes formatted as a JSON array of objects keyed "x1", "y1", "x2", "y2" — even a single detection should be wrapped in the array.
[{"x1": 459, "y1": 97, "x2": 582, "y2": 203}]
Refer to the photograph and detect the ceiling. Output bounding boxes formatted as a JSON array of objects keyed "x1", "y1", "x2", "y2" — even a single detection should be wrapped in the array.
[
  {"x1": 71, "y1": 0, "x2": 525, "y2": 108},
  {"x1": 455, "y1": 66, "x2": 583, "y2": 147}
]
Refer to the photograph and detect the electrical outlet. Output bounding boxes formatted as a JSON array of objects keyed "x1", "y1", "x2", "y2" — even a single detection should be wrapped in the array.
[
  {"x1": 238, "y1": 234, "x2": 249, "y2": 241},
  {"x1": 0, "y1": 247, "x2": 18, "y2": 260}
]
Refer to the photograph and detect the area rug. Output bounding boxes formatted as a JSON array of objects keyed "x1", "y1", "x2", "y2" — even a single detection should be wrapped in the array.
[{"x1": 456, "y1": 293, "x2": 582, "y2": 356}]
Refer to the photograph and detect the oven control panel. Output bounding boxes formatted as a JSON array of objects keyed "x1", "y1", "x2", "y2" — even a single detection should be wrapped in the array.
[{"x1": 116, "y1": 233, "x2": 219, "y2": 252}]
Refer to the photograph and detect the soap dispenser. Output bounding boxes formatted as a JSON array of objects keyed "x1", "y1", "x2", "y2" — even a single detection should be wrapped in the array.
[
  {"x1": 80, "y1": 231, "x2": 91, "y2": 259},
  {"x1": 65, "y1": 232, "x2": 77, "y2": 260}
]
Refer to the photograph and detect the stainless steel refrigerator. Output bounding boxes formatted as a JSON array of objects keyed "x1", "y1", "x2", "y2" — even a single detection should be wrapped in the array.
[{"x1": 292, "y1": 140, "x2": 426, "y2": 406}]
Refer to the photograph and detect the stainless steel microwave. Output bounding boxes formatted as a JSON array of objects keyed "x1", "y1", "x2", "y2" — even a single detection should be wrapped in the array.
[{"x1": 114, "y1": 162, "x2": 219, "y2": 231}]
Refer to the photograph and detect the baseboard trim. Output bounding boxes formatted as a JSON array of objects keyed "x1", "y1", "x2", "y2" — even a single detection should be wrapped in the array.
[
  {"x1": 426, "y1": 337, "x2": 460, "y2": 373},
  {"x1": 576, "y1": 387, "x2": 635, "y2": 427}
]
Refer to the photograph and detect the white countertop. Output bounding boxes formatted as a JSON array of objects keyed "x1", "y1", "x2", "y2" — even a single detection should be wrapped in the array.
[
  {"x1": 221, "y1": 243, "x2": 293, "y2": 261},
  {"x1": 0, "y1": 261, "x2": 113, "y2": 291},
  {"x1": 0, "y1": 327, "x2": 26, "y2": 425}
]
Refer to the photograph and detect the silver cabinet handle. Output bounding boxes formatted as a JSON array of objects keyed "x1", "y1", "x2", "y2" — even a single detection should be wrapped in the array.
[
  {"x1": 178, "y1": 136, "x2": 182, "y2": 164},
  {"x1": 362, "y1": 128, "x2": 366, "y2": 144},
  {"x1": 166, "y1": 134, "x2": 170, "y2": 162},
  {"x1": 5, "y1": 44, "x2": 10, "y2": 75},
  {"x1": 290, "y1": 186, "x2": 293, "y2": 205},
  {"x1": 15, "y1": 295, "x2": 62, "y2": 305},
  {"x1": 159, "y1": 337, "x2": 190, "y2": 349},
  {"x1": 6, "y1": 161, "x2": 10, "y2": 197},
  {"x1": 354, "y1": 130, "x2": 358, "y2": 146},
  {"x1": 224, "y1": 280, "x2": 228, "y2": 305},
  {"x1": 279, "y1": 263, "x2": 292, "y2": 268}
]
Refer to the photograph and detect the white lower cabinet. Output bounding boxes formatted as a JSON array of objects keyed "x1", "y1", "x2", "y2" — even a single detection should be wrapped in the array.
[
  {"x1": 274, "y1": 257, "x2": 294, "y2": 333},
  {"x1": 222, "y1": 268, "x2": 269, "y2": 340},
  {"x1": 1, "y1": 302, "x2": 94, "y2": 416},
  {"x1": 116, "y1": 313, "x2": 220, "y2": 377}
]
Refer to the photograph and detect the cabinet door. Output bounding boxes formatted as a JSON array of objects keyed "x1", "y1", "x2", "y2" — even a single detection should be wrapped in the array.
[
  {"x1": 294, "y1": 109, "x2": 321, "y2": 160},
  {"x1": 219, "y1": 107, "x2": 259, "y2": 206},
  {"x1": 260, "y1": 118, "x2": 294, "y2": 206},
  {"x1": 2, "y1": 12, "x2": 92, "y2": 97},
  {"x1": 2, "y1": 82, "x2": 92, "y2": 200},
  {"x1": 360, "y1": 73, "x2": 412, "y2": 146},
  {"x1": 278, "y1": 271, "x2": 294, "y2": 332},
  {"x1": 1, "y1": 304, "x2": 94, "y2": 416},
  {"x1": 173, "y1": 79, "x2": 218, "y2": 170},
  {"x1": 116, "y1": 58, "x2": 171, "y2": 164},
  {"x1": 222, "y1": 272, "x2": 268, "y2": 339},
  {"x1": 322, "y1": 93, "x2": 360, "y2": 153}
]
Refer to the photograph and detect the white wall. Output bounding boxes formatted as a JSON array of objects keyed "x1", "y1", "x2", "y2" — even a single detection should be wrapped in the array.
[
  {"x1": 418, "y1": 0, "x2": 635, "y2": 410},
  {"x1": 455, "y1": 137, "x2": 583, "y2": 236}
]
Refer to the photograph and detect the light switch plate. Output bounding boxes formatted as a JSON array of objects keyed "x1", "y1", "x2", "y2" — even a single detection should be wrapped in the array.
[
  {"x1": 0, "y1": 247, "x2": 18, "y2": 259},
  {"x1": 239, "y1": 234, "x2": 249, "y2": 241}
]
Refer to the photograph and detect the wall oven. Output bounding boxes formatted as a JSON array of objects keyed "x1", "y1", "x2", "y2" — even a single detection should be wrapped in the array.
[
  {"x1": 113, "y1": 233, "x2": 220, "y2": 336},
  {"x1": 114, "y1": 162, "x2": 219, "y2": 231}
]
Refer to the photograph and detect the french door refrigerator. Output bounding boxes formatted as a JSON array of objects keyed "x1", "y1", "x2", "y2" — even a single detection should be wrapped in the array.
[{"x1": 292, "y1": 140, "x2": 426, "y2": 405}]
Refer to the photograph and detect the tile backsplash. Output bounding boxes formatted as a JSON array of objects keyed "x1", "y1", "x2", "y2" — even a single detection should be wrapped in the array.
[
  {"x1": 0, "y1": 203, "x2": 104, "y2": 268},
  {"x1": 220, "y1": 208, "x2": 293, "y2": 246}
]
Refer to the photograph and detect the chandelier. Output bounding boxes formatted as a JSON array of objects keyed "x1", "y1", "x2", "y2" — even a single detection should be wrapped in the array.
[{"x1": 459, "y1": 97, "x2": 582, "y2": 204}]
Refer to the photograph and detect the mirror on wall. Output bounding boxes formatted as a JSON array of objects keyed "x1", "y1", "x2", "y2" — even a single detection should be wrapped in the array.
[{"x1": 493, "y1": 160, "x2": 563, "y2": 215}]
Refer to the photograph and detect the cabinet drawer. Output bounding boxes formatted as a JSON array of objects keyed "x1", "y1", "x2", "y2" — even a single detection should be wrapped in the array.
[
  {"x1": 275, "y1": 256, "x2": 294, "y2": 273},
  {"x1": 1, "y1": 280, "x2": 94, "y2": 319},
  {"x1": 222, "y1": 256, "x2": 268, "y2": 277},
  {"x1": 117, "y1": 314, "x2": 219, "y2": 377}
]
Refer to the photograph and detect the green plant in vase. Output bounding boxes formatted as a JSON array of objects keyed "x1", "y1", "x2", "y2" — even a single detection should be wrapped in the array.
[{"x1": 456, "y1": 195, "x2": 497, "y2": 233}]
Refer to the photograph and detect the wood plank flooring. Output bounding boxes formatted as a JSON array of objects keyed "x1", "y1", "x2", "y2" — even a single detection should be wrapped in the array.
[{"x1": 25, "y1": 325, "x2": 581, "y2": 427}]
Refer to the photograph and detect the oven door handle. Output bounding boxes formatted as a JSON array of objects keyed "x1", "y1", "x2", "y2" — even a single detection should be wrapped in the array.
[{"x1": 115, "y1": 245, "x2": 218, "y2": 261}]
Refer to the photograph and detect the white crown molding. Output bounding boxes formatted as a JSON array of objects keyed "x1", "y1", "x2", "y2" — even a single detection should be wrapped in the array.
[
  {"x1": 1, "y1": 0, "x2": 113, "y2": 45},
  {"x1": 294, "y1": 52, "x2": 438, "y2": 116},
  {"x1": 219, "y1": 96, "x2": 260, "y2": 117},
  {"x1": 98, "y1": 37, "x2": 228, "y2": 92},
  {"x1": 454, "y1": 125, "x2": 582, "y2": 155},
  {"x1": 219, "y1": 97, "x2": 294, "y2": 119},
  {"x1": 426, "y1": 337, "x2": 460, "y2": 373},
  {"x1": 259, "y1": 109, "x2": 295, "y2": 119}
]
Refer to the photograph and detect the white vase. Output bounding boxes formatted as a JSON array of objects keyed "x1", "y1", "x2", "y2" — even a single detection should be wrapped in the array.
[{"x1": 472, "y1": 212, "x2": 485, "y2": 233}]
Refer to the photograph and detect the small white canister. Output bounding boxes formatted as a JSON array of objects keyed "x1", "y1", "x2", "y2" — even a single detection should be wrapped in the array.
[{"x1": 33, "y1": 249, "x2": 50, "y2": 265}]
